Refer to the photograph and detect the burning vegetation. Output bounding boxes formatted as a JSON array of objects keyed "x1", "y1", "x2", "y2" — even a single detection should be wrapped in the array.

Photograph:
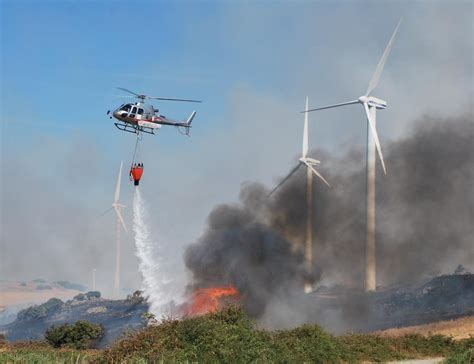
[{"x1": 182, "y1": 286, "x2": 239, "y2": 317}]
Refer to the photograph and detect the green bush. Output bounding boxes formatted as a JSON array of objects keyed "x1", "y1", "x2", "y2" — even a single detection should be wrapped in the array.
[{"x1": 45, "y1": 320, "x2": 104, "y2": 349}]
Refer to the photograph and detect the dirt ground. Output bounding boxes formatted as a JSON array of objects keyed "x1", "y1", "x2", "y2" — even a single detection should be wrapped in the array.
[{"x1": 376, "y1": 316, "x2": 474, "y2": 340}]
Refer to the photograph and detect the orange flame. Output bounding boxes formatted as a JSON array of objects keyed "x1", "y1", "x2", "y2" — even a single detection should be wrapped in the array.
[{"x1": 186, "y1": 286, "x2": 239, "y2": 316}]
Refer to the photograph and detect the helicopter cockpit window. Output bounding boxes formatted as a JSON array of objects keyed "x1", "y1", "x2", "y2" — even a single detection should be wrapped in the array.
[
  {"x1": 130, "y1": 106, "x2": 137, "y2": 115},
  {"x1": 120, "y1": 104, "x2": 131, "y2": 112}
]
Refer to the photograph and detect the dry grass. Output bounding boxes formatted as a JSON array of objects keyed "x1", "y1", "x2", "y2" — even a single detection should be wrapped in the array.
[{"x1": 376, "y1": 316, "x2": 474, "y2": 340}]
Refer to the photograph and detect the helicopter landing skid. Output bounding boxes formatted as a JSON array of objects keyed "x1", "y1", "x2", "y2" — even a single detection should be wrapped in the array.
[{"x1": 114, "y1": 122, "x2": 155, "y2": 135}]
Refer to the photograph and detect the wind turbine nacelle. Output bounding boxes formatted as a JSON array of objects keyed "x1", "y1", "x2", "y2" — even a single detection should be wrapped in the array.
[
  {"x1": 300, "y1": 157, "x2": 320, "y2": 165},
  {"x1": 359, "y1": 96, "x2": 387, "y2": 109}
]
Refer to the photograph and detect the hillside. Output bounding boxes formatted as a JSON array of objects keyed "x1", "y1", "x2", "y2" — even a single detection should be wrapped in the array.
[{"x1": 0, "y1": 291, "x2": 148, "y2": 347}]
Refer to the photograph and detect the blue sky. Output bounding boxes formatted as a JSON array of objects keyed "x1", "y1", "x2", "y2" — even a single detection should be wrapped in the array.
[{"x1": 1, "y1": 0, "x2": 472, "y2": 296}]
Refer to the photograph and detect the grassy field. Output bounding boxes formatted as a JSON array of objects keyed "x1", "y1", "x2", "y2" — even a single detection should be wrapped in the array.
[
  {"x1": 1, "y1": 306, "x2": 473, "y2": 363},
  {"x1": 0, "y1": 342, "x2": 102, "y2": 363}
]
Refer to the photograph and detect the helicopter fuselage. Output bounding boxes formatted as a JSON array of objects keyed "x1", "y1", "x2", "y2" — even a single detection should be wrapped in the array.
[{"x1": 108, "y1": 101, "x2": 196, "y2": 135}]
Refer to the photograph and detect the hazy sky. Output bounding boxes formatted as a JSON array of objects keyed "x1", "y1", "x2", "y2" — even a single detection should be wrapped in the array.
[{"x1": 1, "y1": 0, "x2": 472, "y2": 297}]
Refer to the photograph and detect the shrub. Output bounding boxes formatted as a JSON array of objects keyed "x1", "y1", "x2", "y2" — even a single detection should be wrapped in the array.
[
  {"x1": 73, "y1": 293, "x2": 86, "y2": 301},
  {"x1": 45, "y1": 320, "x2": 104, "y2": 349},
  {"x1": 17, "y1": 298, "x2": 63, "y2": 321},
  {"x1": 86, "y1": 291, "x2": 101, "y2": 299},
  {"x1": 126, "y1": 290, "x2": 146, "y2": 305},
  {"x1": 142, "y1": 312, "x2": 158, "y2": 326}
]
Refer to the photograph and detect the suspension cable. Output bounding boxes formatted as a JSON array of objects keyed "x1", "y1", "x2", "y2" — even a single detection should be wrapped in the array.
[{"x1": 131, "y1": 133, "x2": 140, "y2": 168}]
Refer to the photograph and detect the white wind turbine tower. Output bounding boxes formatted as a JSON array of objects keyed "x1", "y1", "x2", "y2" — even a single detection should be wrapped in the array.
[
  {"x1": 270, "y1": 97, "x2": 329, "y2": 293},
  {"x1": 92, "y1": 268, "x2": 97, "y2": 291},
  {"x1": 303, "y1": 19, "x2": 401, "y2": 292},
  {"x1": 111, "y1": 161, "x2": 128, "y2": 297}
]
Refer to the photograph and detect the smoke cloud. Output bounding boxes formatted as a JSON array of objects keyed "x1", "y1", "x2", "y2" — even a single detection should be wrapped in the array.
[{"x1": 184, "y1": 114, "x2": 474, "y2": 326}]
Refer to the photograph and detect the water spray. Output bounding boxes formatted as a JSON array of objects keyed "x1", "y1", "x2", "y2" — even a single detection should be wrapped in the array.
[{"x1": 133, "y1": 188, "x2": 180, "y2": 318}]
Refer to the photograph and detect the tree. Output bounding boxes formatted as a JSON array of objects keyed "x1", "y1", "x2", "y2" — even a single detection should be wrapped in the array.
[{"x1": 45, "y1": 320, "x2": 104, "y2": 349}]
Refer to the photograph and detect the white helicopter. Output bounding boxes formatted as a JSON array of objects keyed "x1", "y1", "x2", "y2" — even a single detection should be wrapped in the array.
[{"x1": 107, "y1": 87, "x2": 201, "y2": 136}]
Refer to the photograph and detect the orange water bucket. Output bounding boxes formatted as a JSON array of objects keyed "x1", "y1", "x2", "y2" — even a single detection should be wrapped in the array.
[{"x1": 130, "y1": 166, "x2": 144, "y2": 186}]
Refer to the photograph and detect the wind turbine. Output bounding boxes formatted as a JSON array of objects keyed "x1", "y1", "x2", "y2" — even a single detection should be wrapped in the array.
[
  {"x1": 92, "y1": 268, "x2": 97, "y2": 291},
  {"x1": 303, "y1": 19, "x2": 401, "y2": 291},
  {"x1": 270, "y1": 97, "x2": 329, "y2": 293},
  {"x1": 109, "y1": 161, "x2": 128, "y2": 297}
]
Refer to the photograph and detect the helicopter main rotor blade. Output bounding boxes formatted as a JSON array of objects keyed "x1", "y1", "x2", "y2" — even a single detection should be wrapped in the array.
[
  {"x1": 148, "y1": 97, "x2": 202, "y2": 103},
  {"x1": 116, "y1": 87, "x2": 201, "y2": 103},
  {"x1": 117, "y1": 87, "x2": 140, "y2": 97},
  {"x1": 112, "y1": 95, "x2": 136, "y2": 98}
]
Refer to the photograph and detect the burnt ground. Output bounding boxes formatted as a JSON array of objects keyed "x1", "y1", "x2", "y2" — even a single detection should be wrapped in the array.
[{"x1": 308, "y1": 273, "x2": 474, "y2": 333}]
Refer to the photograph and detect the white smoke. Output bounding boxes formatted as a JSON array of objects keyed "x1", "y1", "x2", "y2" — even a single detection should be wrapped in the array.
[{"x1": 133, "y1": 188, "x2": 183, "y2": 318}]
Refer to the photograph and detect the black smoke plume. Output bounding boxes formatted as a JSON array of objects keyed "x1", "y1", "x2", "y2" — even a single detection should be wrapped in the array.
[{"x1": 184, "y1": 114, "x2": 474, "y2": 322}]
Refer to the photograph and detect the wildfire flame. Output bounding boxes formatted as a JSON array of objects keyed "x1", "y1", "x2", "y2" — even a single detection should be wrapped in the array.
[{"x1": 185, "y1": 286, "x2": 239, "y2": 316}]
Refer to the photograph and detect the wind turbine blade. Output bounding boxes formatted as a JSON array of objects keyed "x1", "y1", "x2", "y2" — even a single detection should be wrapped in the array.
[
  {"x1": 303, "y1": 161, "x2": 330, "y2": 187},
  {"x1": 269, "y1": 164, "x2": 302, "y2": 196},
  {"x1": 302, "y1": 100, "x2": 359, "y2": 113},
  {"x1": 302, "y1": 97, "x2": 309, "y2": 158},
  {"x1": 99, "y1": 206, "x2": 114, "y2": 217},
  {"x1": 114, "y1": 161, "x2": 123, "y2": 203},
  {"x1": 114, "y1": 206, "x2": 128, "y2": 234},
  {"x1": 363, "y1": 103, "x2": 387, "y2": 174},
  {"x1": 365, "y1": 18, "x2": 402, "y2": 96}
]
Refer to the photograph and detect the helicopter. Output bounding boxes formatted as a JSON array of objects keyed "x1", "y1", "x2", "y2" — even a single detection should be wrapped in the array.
[{"x1": 107, "y1": 87, "x2": 201, "y2": 136}]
